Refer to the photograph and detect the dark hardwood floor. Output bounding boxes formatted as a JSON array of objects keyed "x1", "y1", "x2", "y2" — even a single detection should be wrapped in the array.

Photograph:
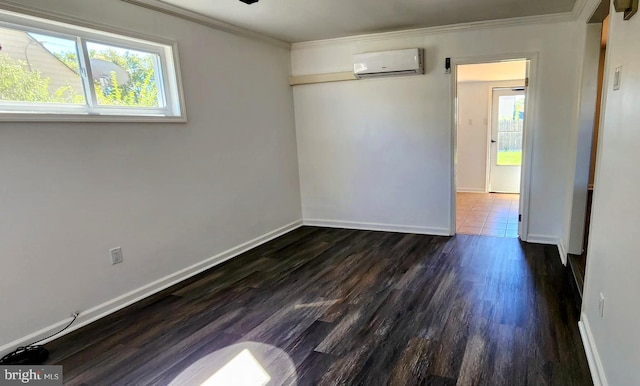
[{"x1": 45, "y1": 227, "x2": 592, "y2": 385}]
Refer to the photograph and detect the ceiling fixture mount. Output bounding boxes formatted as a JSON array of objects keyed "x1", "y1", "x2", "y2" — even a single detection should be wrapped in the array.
[
  {"x1": 239, "y1": 0, "x2": 259, "y2": 4},
  {"x1": 613, "y1": 0, "x2": 638, "y2": 19}
]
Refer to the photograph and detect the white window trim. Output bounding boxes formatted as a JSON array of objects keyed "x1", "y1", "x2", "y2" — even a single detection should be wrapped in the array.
[{"x1": 0, "y1": 4, "x2": 187, "y2": 123}]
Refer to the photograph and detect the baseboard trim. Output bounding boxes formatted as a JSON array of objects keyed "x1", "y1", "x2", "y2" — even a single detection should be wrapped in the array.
[
  {"x1": 558, "y1": 240, "x2": 568, "y2": 266},
  {"x1": 525, "y1": 234, "x2": 558, "y2": 245},
  {"x1": 579, "y1": 314, "x2": 608, "y2": 386},
  {"x1": 456, "y1": 188, "x2": 487, "y2": 193},
  {"x1": 0, "y1": 219, "x2": 303, "y2": 356},
  {"x1": 303, "y1": 219, "x2": 451, "y2": 236}
]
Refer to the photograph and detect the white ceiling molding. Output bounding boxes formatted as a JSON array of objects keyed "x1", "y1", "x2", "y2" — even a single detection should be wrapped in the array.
[
  {"x1": 122, "y1": 0, "x2": 592, "y2": 51},
  {"x1": 7, "y1": 0, "x2": 592, "y2": 53},
  {"x1": 121, "y1": 0, "x2": 290, "y2": 49},
  {"x1": 572, "y1": 0, "x2": 591, "y2": 19},
  {"x1": 576, "y1": 0, "x2": 607, "y2": 23},
  {"x1": 291, "y1": 12, "x2": 577, "y2": 49}
]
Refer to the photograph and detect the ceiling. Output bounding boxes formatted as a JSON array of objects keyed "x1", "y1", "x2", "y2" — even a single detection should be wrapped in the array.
[
  {"x1": 457, "y1": 61, "x2": 527, "y2": 82},
  {"x1": 157, "y1": 0, "x2": 577, "y2": 43}
]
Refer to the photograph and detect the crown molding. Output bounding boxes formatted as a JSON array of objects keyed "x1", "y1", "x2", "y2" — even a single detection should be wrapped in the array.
[
  {"x1": 121, "y1": 0, "x2": 291, "y2": 49},
  {"x1": 572, "y1": 0, "x2": 591, "y2": 20},
  {"x1": 291, "y1": 12, "x2": 577, "y2": 49},
  {"x1": 575, "y1": 0, "x2": 606, "y2": 23},
  {"x1": 123, "y1": 0, "x2": 593, "y2": 52}
]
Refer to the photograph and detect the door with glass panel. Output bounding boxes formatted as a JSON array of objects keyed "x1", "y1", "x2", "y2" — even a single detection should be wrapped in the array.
[{"x1": 489, "y1": 88, "x2": 525, "y2": 193}]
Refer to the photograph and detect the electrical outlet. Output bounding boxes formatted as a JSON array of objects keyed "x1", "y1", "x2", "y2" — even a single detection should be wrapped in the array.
[
  {"x1": 599, "y1": 293, "x2": 605, "y2": 318},
  {"x1": 110, "y1": 247, "x2": 123, "y2": 265}
]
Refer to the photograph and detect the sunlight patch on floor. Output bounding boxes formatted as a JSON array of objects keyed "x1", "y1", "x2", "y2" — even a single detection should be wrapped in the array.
[
  {"x1": 202, "y1": 349, "x2": 270, "y2": 386},
  {"x1": 168, "y1": 342, "x2": 297, "y2": 386}
]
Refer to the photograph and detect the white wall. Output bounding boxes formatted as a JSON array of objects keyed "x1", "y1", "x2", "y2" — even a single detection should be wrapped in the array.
[
  {"x1": 0, "y1": 0, "x2": 301, "y2": 349},
  {"x1": 292, "y1": 21, "x2": 584, "y2": 239},
  {"x1": 456, "y1": 80, "x2": 524, "y2": 193},
  {"x1": 581, "y1": 7, "x2": 640, "y2": 386},
  {"x1": 564, "y1": 23, "x2": 601, "y2": 255}
]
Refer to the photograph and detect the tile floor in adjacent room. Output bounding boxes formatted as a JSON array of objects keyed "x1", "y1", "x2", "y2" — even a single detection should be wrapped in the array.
[{"x1": 456, "y1": 192, "x2": 520, "y2": 238}]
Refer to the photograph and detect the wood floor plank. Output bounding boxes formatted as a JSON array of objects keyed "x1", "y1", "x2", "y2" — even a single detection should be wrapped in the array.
[
  {"x1": 454, "y1": 334, "x2": 487, "y2": 386},
  {"x1": 387, "y1": 337, "x2": 434, "y2": 386},
  {"x1": 43, "y1": 228, "x2": 593, "y2": 386},
  {"x1": 285, "y1": 351, "x2": 335, "y2": 386}
]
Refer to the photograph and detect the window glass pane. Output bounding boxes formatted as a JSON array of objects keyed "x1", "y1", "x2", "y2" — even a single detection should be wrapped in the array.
[
  {"x1": 0, "y1": 26, "x2": 85, "y2": 104},
  {"x1": 86, "y1": 41, "x2": 161, "y2": 108},
  {"x1": 0, "y1": 8, "x2": 183, "y2": 120},
  {"x1": 496, "y1": 95, "x2": 525, "y2": 166}
]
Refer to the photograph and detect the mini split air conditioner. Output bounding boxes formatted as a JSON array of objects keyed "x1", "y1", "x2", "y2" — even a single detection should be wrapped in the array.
[{"x1": 353, "y1": 48, "x2": 424, "y2": 79}]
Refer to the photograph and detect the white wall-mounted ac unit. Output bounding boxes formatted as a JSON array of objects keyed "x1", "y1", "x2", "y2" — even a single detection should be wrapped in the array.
[{"x1": 353, "y1": 48, "x2": 424, "y2": 79}]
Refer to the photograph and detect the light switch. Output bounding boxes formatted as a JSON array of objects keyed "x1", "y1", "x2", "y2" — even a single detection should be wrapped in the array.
[{"x1": 614, "y1": 66, "x2": 622, "y2": 90}]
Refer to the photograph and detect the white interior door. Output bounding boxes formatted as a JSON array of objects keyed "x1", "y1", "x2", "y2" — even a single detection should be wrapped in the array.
[{"x1": 489, "y1": 88, "x2": 525, "y2": 193}]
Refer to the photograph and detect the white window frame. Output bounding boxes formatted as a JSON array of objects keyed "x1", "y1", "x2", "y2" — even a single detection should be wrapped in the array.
[{"x1": 0, "y1": 7, "x2": 186, "y2": 122}]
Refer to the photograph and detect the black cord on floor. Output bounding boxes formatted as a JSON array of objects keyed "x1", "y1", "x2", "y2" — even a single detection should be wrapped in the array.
[
  {"x1": 25, "y1": 313, "x2": 78, "y2": 347},
  {"x1": 0, "y1": 313, "x2": 79, "y2": 365}
]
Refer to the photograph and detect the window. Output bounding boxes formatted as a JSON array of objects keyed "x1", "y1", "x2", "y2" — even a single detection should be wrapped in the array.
[{"x1": 0, "y1": 8, "x2": 185, "y2": 121}]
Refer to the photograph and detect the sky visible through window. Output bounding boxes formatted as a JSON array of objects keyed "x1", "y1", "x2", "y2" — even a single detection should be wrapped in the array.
[
  {"x1": 29, "y1": 33, "x2": 76, "y2": 55},
  {"x1": 30, "y1": 33, "x2": 150, "y2": 58}
]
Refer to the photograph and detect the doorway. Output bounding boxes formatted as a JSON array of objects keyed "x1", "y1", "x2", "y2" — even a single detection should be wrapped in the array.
[
  {"x1": 489, "y1": 88, "x2": 526, "y2": 193},
  {"x1": 452, "y1": 57, "x2": 534, "y2": 239},
  {"x1": 568, "y1": 4, "x2": 610, "y2": 297}
]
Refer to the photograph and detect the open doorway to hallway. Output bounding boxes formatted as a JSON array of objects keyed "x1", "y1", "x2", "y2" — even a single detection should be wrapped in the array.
[
  {"x1": 568, "y1": 2, "x2": 610, "y2": 297},
  {"x1": 454, "y1": 60, "x2": 528, "y2": 238}
]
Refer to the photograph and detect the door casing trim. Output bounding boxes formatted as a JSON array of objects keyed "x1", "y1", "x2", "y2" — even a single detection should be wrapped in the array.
[{"x1": 450, "y1": 52, "x2": 539, "y2": 241}]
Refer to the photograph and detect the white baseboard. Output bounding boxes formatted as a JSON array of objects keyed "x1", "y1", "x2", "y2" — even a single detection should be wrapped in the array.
[
  {"x1": 579, "y1": 314, "x2": 608, "y2": 386},
  {"x1": 557, "y1": 240, "x2": 568, "y2": 266},
  {"x1": 303, "y1": 219, "x2": 451, "y2": 236},
  {"x1": 456, "y1": 188, "x2": 487, "y2": 193},
  {"x1": 0, "y1": 219, "x2": 303, "y2": 357},
  {"x1": 526, "y1": 234, "x2": 558, "y2": 245}
]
